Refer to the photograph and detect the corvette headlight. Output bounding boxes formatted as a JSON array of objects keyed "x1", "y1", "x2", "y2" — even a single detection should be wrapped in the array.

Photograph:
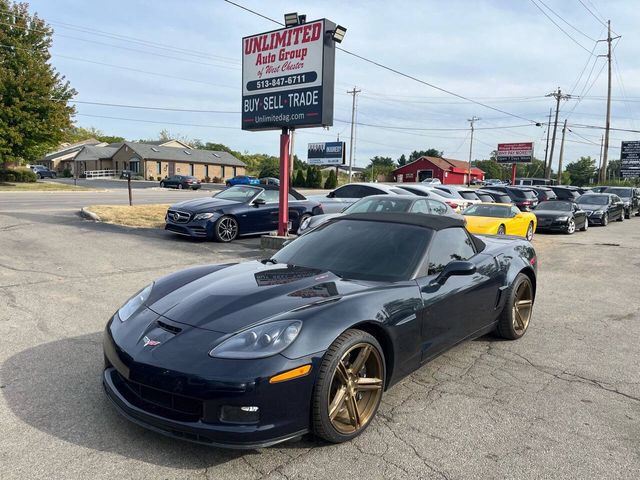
[
  {"x1": 299, "y1": 217, "x2": 311, "y2": 232},
  {"x1": 193, "y1": 212, "x2": 215, "y2": 221},
  {"x1": 209, "y1": 320, "x2": 302, "y2": 359},
  {"x1": 118, "y1": 283, "x2": 153, "y2": 322},
  {"x1": 556, "y1": 216, "x2": 569, "y2": 222}
]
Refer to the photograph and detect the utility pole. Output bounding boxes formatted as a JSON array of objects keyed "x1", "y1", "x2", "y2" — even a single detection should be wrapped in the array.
[
  {"x1": 347, "y1": 87, "x2": 361, "y2": 182},
  {"x1": 545, "y1": 88, "x2": 571, "y2": 180},
  {"x1": 597, "y1": 134, "x2": 604, "y2": 177},
  {"x1": 467, "y1": 116, "x2": 480, "y2": 186},
  {"x1": 557, "y1": 119, "x2": 568, "y2": 185},
  {"x1": 543, "y1": 108, "x2": 552, "y2": 178},
  {"x1": 599, "y1": 20, "x2": 620, "y2": 183}
]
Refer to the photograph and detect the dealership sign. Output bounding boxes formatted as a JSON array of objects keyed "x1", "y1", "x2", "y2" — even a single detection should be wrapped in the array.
[
  {"x1": 307, "y1": 141, "x2": 345, "y2": 165},
  {"x1": 496, "y1": 142, "x2": 534, "y2": 163},
  {"x1": 242, "y1": 19, "x2": 337, "y2": 131},
  {"x1": 620, "y1": 141, "x2": 640, "y2": 178}
]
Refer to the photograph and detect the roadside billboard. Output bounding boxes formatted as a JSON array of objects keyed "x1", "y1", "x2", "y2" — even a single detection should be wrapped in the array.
[
  {"x1": 496, "y1": 142, "x2": 534, "y2": 163},
  {"x1": 241, "y1": 19, "x2": 337, "y2": 131},
  {"x1": 620, "y1": 141, "x2": 640, "y2": 178},
  {"x1": 307, "y1": 141, "x2": 345, "y2": 165}
]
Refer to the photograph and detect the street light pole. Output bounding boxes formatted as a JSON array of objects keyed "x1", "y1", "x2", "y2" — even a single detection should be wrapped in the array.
[{"x1": 467, "y1": 116, "x2": 480, "y2": 187}]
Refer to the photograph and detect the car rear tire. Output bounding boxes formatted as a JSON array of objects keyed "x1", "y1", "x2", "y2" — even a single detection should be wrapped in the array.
[
  {"x1": 566, "y1": 219, "x2": 576, "y2": 235},
  {"x1": 497, "y1": 224, "x2": 506, "y2": 235},
  {"x1": 496, "y1": 273, "x2": 534, "y2": 340},
  {"x1": 213, "y1": 215, "x2": 238, "y2": 242},
  {"x1": 312, "y1": 329, "x2": 385, "y2": 444},
  {"x1": 625, "y1": 209, "x2": 630, "y2": 219},
  {"x1": 525, "y1": 222, "x2": 534, "y2": 240},
  {"x1": 178, "y1": 184, "x2": 183, "y2": 190},
  {"x1": 618, "y1": 211, "x2": 624, "y2": 222}
]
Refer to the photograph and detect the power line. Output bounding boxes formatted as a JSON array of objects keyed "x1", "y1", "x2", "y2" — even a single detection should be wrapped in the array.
[
  {"x1": 535, "y1": 0, "x2": 597, "y2": 41},
  {"x1": 67, "y1": 100, "x2": 239, "y2": 114},
  {"x1": 223, "y1": 0, "x2": 542, "y2": 125},
  {"x1": 575, "y1": 0, "x2": 609, "y2": 29},
  {"x1": 528, "y1": 0, "x2": 595, "y2": 54},
  {"x1": 75, "y1": 113, "x2": 238, "y2": 130}
]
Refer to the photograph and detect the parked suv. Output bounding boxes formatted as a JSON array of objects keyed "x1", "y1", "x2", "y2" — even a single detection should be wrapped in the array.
[
  {"x1": 548, "y1": 186, "x2": 581, "y2": 201},
  {"x1": 518, "y1": 185, "x2": 557, "y2": 202},
  {"x1": 482, "y1": 186, "x2": 538, "y2": 211},
  {"x1": 30, "y1": 165, "x2": 56, "y2": 179},
  {"x1": 603, "y1": 186, "x2": 640, "y2": 218},
  {"x1": 476, "y1": 188, "x2": 513, "y2": 204}
]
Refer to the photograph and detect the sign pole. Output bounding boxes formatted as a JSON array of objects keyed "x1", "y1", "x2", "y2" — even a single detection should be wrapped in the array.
[
  {"x1": 279, "y1": 127, "x2": 290, "y2": 236},
  {"x1": 511, "y1": 163, "x2": 517, "y2": 186}
]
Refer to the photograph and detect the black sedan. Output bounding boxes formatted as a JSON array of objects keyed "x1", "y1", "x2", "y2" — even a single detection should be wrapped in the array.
[
  {"x1": 533, "y1": 200, "x2": 588, "y2": 234},
  {"x1": 602, "y1": 187, "x2": 640, "y2": 218},
  {"x1": 297, "y1": 194, "x2": 462, "y2": 235},
  {"x1": 165, "y1": 185, "x2": 322, "y2": 242},
  {"x1": 577, "y1": 193, "x2": 625, "y2": 226},
  {"x1": 160, "y1": 175, "x2": 202, "y2": 190},
  {"x1": 103, "y1": 213, "x2": 537, "y2": 448}
]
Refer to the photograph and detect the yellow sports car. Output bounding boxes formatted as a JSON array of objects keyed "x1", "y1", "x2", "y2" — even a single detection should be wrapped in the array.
[{"x1": 463, "y1": 203, "x2": 537, "y2": 240}]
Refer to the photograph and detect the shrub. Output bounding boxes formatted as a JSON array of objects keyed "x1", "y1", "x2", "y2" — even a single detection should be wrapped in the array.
[
  {"x1": 204, "y1": 176, "x2": 211, "y2": 183},
  {"x1": 63, "y1": 168, "x2": 72, "y2": 178},
  {"x1": 0, "y1": 168, "x2": 36, "y2": 183},
  {"x1": 157, "y1": 176, "x2": 162, "y2": 181},
  {"x1": 148, "y1": 176, "x2": 155, "y2": 181},
  {"x1": 293, "y1": 169, "x2": 306, "y2": 187},
  {"x1": 211, "y1": 176, "x2": 222, "y2": 183},
  {"x1": 324, "y1": 169, "x2": 337, "y2": 189}
]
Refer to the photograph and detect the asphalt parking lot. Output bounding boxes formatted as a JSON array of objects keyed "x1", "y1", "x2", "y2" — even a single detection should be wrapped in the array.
[{"x1": 1, "y1": 193, "x2": 639, "y2": 479}]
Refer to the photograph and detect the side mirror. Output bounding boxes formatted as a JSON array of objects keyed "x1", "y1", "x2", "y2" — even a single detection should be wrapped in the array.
[
  {"x1": 253, "y1": 198, "x2": 266, "y2": 207},
  {"x1": 427, "y1": 260, "x2": 476, "y2": 288}
]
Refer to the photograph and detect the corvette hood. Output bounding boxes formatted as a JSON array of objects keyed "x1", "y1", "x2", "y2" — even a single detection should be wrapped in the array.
[
  {"x1": 146, "y1": 261, "x2": 374, "y2": 333},
  {"x1": 464, "y1": 216, "x2": 502, "y2": 231},
  {"x1": 169, "y1": 197, "x2": 240, "y2": 213}
]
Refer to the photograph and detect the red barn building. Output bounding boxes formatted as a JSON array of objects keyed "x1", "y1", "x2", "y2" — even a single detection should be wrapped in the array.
[{"x1": 392, "y1": 156, "x2": 485, "y2": 184}]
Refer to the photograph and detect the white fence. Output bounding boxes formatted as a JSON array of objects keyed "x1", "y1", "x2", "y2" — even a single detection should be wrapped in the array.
[{"x1": 83, "y1": 169, "x2": 120, "y2": 179}]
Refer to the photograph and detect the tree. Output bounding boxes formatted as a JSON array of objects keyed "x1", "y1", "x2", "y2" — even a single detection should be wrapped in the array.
[
  {"x1": 408, "y1": 149, "x2": 442, "y2": 162},
  {"x1": 565, "y1": 156, "x2": 597, "y2": 186},
  {"x1": 324, "y1": 169, "x2": 337, "y2": 189},
  {"x1": 306, "y1": 165, "x2": 322, "y2": 188},
  {"x1": 363, "y1": 156, "x2": 396, "y2": 181},
  {"x1": 397, "y1": 154, "x2": 408, "y2": 166},
  {"x1": 293, "y1": 169, "x2": 306, "y2": 188},
  {"x1": 257, "y1": 156, "x2": 279, "y2": 178},
  {"x1": 0, "y1": 1, "x2": 76, "y2": 165},
  {"x1": 472, "y1": 160, "x2": 507, "y2": 180},
  {"x1": 62, "y1": 126, "x2": 125, "y2": 145}
]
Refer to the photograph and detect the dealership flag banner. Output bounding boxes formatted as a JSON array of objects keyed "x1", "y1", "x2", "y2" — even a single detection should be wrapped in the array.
[
  {"x1": 496, "y1": 142, "x2": 534, "y2": 163},
  {"x1": 242, "y1": 19, "x2": 337, "y2": 131},
  {"x1": 620, "y1": 141, "x2": 640, "y2": 178}
]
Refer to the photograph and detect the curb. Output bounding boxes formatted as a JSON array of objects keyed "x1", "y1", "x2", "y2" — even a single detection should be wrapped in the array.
[{"x1": 80, "y1": 207, "x2": 101, "y2": 222}]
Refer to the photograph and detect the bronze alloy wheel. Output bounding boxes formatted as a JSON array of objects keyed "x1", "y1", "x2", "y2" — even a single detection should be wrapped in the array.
[
  {"x1": 327, "y1": 342, "x2": 384, "y2": 434},
  {"x1": 512, "y1": 280, "x2": 533, "y2": 335}
]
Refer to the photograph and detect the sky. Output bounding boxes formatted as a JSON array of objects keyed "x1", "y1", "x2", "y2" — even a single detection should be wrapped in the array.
[{"x1": 25, "y1": 0, "x2": 640, "y2": 172}]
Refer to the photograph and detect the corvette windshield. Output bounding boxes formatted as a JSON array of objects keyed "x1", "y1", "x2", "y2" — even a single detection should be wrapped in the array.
[
  {"x1": 535, "y1": 201, "x2": 572, "y2": 211},
  {"x1": 463, "y1": 204, "x2": 511, "y2": 218},
  {"x1": 273, "y1": 219, "x2": 432, "y2": 281},
  {"x1": 578, "y1": 195, "x2": 608, "y2": 205},
  {"x1": 214, "y1": 186, "x2": 259, "y2": 202}
]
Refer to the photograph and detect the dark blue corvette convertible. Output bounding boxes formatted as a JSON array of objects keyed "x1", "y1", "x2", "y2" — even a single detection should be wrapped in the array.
[
  {"x1": 103, "y1": 213, "x2": 537, "y2": 448},
  {"x1": 165, "y1": 185, "x2": 323, "y2": 242}
]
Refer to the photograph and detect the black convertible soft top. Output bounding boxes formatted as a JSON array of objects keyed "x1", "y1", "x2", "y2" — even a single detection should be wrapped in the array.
[
  {"x1": 339, "y1": 212, "x2": 464, "y2": 230},
  {"x1": 337, "y1": 212, "x2": 486, "y2": 251}
]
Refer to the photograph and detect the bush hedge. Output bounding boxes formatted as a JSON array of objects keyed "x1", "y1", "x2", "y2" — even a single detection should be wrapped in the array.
[{"x1": 0, "y1": 167, "x2": 37, "y2": 183}]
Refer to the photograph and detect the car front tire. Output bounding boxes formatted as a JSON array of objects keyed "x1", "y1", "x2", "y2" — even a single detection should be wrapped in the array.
[
  {"x1": 602, "y1": 213, "x2": 608, "y2": 226},
  {"x1": 213, "y1": 215, "x2": 239, "y2": 242},
  {"x1": 580, "y1": 218, "x2": 588, "y2": 231},
  {"x1": 178, "y1": 184, "x2": 183, "y2": 190},
  {"x1": 566, "y1": 219, "x2": 576, "y2": 235},
  {"x1": 312, "y1": 329, "x2": 385, "y2": 444}
]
